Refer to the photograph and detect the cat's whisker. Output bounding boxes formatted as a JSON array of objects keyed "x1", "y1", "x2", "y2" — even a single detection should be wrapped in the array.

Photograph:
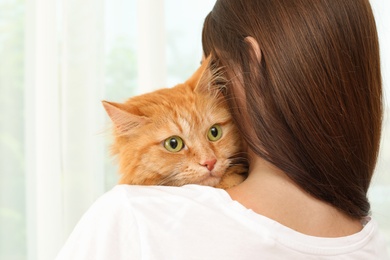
[
  {"x1": 229, "y1": 156, "x2": 249, "y2": 162},
  {"x1": 157, "y1": 171, "x2": 183, "y2": 186},
  {"x1": 228, "y1": 154, "x2": 250, "y2": 169},
  {"x1": 229, "y1": 151, "x2": 250, "y2": 158},
  {"x1": 105, "y1": 57, "x2": 246, "y2": 189}
]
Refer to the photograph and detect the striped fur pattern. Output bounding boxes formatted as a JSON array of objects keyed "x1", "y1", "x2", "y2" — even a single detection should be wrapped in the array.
[{"x1": 103, "y1": 60, "x2": 247, "y2": 189}]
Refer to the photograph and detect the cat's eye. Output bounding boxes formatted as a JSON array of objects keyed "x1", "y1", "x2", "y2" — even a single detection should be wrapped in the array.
[
  {"x1": 207, "y1": 124, "x2": 223, "y2": 141},
  {"x1": 164, "y1": 136, "x2": 184, "y2": 152}
]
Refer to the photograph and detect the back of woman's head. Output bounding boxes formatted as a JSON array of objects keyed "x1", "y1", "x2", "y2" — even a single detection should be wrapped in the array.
[{"x1": 202, "y1": 0, "x2": 382, "y2": 218}]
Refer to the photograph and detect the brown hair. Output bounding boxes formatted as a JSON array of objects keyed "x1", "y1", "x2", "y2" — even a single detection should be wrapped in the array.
[{"x1": 202, "y1": 0, "x2": 382, "y2": 218}]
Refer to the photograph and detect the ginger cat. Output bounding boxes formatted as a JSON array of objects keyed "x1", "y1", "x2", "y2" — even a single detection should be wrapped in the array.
[{"x1": 103, "y1": 59, "x2": 247, "y2": 189}]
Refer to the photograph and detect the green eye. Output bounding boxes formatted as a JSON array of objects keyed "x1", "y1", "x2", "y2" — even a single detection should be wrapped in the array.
[
  {"x1": 164, "y1": 136, "x2": 184, "y2": 152},
  {"x1": 207, "y1": 124, "x2": 222, "y2": 141}
]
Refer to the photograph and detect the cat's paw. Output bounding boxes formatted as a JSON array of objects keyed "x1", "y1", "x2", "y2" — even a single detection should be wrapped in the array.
[{"x1": 216, "y1": 166, "x2": 247, "y2": 189}]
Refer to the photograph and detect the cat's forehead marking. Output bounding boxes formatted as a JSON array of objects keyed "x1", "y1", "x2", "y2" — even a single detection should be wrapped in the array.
[
  {"x1": 138, "y1": 84, "x2": 230, "y2": 138},
  {"x1": 177, "y1": 116, "x2": 192, "y2": 134}
]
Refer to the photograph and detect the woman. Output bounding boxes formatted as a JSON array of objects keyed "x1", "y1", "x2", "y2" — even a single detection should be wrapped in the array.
[{"x1": 57, "y1": 0, "x2": 389, "y2": 259}]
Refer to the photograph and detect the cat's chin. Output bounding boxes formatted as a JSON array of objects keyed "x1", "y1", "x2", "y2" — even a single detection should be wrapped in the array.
[{"x1": 198, "y1": 175, "x2": 221, "y2": 187}]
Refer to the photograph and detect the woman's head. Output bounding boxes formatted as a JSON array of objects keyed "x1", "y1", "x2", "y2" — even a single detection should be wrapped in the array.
[{"x1": 202, "y1": 0, "x2": 382, "y2": 218}]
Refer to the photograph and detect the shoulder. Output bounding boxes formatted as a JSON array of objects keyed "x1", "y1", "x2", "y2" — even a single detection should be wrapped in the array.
[
  {"x1": 91, "y1": 184, "x2": 233, "y2": 220},
  {"x1": 110, "y1": 183, "x2": 227, "y2": 203},
  {"x1": 56, "y1": 185, "x2": 213, "y2": 259},
  {"x1": 109, "y1": 184, "x2": 231, "y2": 213},
  {"x1": 58, "y1": 185, "x2": 390, "y2": 259}
]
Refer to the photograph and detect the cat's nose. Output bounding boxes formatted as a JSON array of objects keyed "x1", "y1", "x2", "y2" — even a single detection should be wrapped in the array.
[{"x1": 200, "y1": 159, "x2": 217, "y2": 171}]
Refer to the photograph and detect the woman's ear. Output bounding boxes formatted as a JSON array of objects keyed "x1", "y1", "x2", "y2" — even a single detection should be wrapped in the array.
[{"x1": 245, "y1": 36, "x2": 262, "y2": 62}]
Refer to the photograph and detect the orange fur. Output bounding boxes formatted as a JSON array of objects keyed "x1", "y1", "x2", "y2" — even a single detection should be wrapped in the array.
[{"x1": 103, "y1": 59, "x2": 247, "y2": 189}]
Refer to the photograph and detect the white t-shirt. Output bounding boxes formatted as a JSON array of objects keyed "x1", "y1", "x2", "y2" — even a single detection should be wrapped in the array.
[{"x1": 56, "y1": 185, "x2": 389, "y2": 260}]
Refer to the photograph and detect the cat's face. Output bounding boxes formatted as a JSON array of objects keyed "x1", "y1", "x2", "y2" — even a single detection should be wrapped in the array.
[{"x1": 104, "y1": 61, "x2": 244, "y2": 187}]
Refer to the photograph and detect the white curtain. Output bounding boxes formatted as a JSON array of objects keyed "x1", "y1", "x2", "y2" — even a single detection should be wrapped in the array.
[
  {"x1": 22, "y1": 0, "x2": 214, "y2": 259},
  {"x1": 0, "y1": 0, "x2": 388, "y2": 259},
  {"x1": 25, "y1": 0, "x2": 106, "y2": 259}
]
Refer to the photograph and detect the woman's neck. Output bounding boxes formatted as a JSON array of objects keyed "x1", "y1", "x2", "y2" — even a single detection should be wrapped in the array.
[{"x1": 226, "y1": 153, "x2": 363, "y2": 237}]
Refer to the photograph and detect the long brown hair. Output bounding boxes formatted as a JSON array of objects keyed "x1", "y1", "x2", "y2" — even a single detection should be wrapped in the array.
[{"x1": 202, "y1": 0, "x2": 382, "y2": 218}]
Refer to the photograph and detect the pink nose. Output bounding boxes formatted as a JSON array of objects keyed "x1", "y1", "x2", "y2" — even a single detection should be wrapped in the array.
[{"x1": 201, "y1": 159, "x2": 217, "y2": 171}]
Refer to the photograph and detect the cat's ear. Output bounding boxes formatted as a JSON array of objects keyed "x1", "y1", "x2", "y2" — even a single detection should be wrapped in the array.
[
  {"x1": 186, "y1": 56, "x2": 225, "y2": 96},
  {"x1": 102, "y1": 101, "x2": 150, "y2": 134},
  {"x1": 186, "y1": 56, "x2": 212, "y2": 90}
]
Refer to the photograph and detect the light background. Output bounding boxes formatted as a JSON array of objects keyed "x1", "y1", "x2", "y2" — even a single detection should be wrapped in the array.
[{"x1": 0, "y1": 0, "x2": 389, "y2": 259}]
